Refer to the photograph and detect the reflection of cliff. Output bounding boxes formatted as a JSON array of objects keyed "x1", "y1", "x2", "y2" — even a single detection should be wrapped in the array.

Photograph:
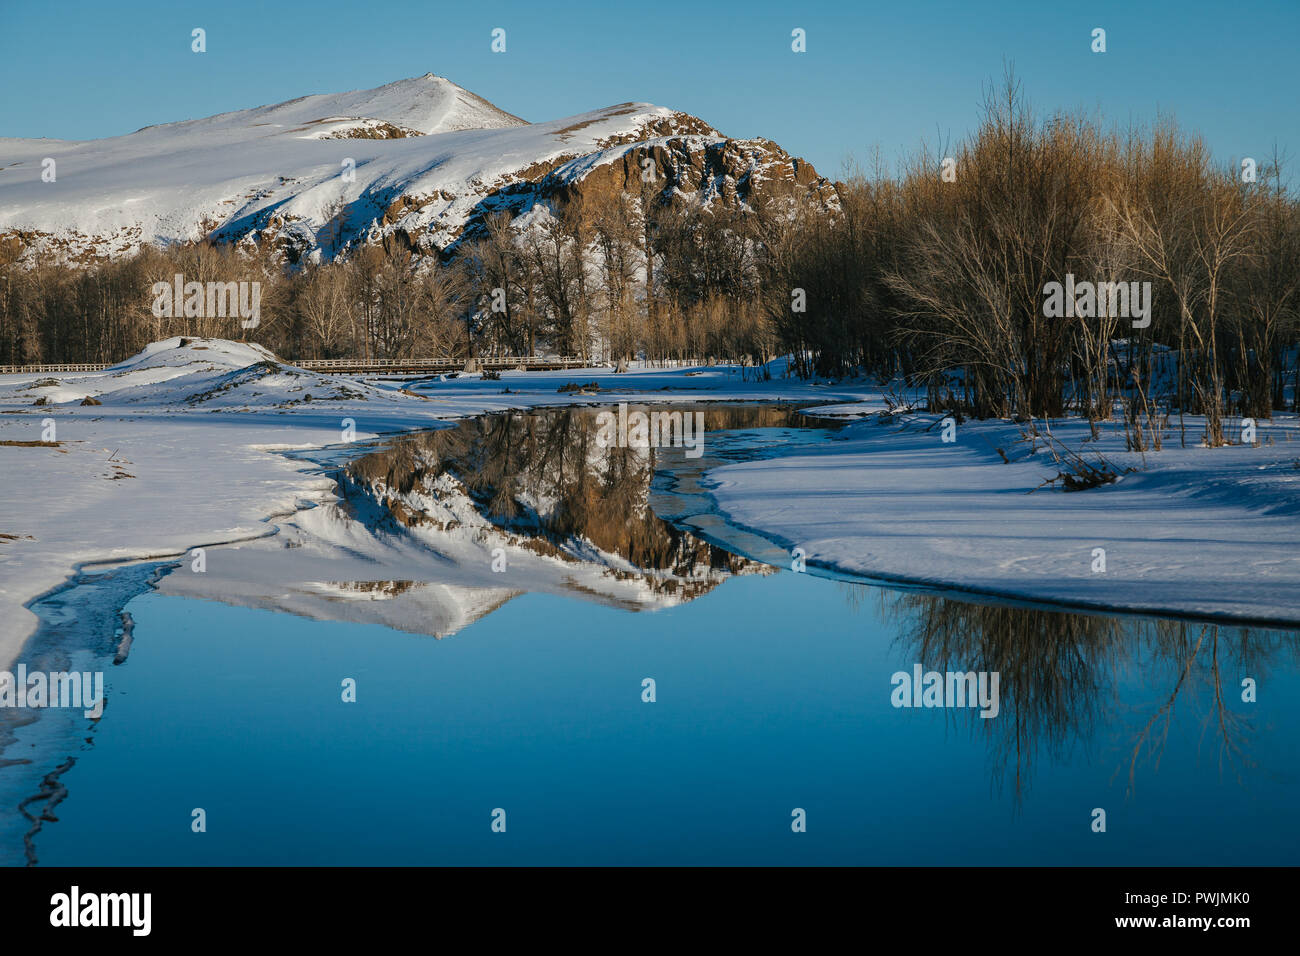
[
  {"x1": 159, "y1": 406, "x2": 774, "y2": 637},
  {"x1": 869, "y1": 587, "x2": 1298, "y2": 803},
  {"x1": 346, "y1": 407, "x2": 772, "y2": 597}
]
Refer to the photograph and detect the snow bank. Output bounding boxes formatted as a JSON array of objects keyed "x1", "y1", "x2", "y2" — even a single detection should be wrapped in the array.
[
  {"x1": 7, "y1": 334, "x2": 1294, "y2": 681},
  {"x1": 707, "y1": 410, "x2": 1300, "y2": 624},
  {"x1": 0, "y1": 341, "x2": 872, "y2": 669}
]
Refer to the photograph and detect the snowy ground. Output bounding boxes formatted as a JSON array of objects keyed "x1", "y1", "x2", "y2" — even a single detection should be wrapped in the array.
[
  {"x1": 2, "y1": 336, "x2": 1298, "y2": 680},
  {"x1": 0, "y1": 338, "x2": 869, "y2": 671},
  {"x1": 708, "y1": 409, "x2": 1300, "y2": 625}
]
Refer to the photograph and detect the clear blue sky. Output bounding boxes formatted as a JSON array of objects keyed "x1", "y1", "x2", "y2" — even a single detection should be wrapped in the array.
[{"x1": 2, "y1": 0, "x2": 1297, "y2": 180}]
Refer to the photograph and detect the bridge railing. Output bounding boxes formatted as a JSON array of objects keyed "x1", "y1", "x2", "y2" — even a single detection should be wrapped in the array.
[
  {"x1": 295, "y1": 357, "x2": 592, "y2": 372},
  {"x1": 0, "y1": 363, "x2": 111, "y2": 374},
  {"x1": 1, "y1": 357, "x2": 593, "y2": 375}
]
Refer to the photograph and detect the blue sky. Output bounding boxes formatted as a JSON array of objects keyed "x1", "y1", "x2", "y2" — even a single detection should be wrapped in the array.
[{"x1": 2, "y1": 0, "x2": 1297, "y2": 180}]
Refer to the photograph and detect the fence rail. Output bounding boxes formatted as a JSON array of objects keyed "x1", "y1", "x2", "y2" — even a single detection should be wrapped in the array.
[
  {"x1": 0, "y1": 357, "x2": 593, "y2": 376},
  {"x1": 294, "y1": 357, "x2": 592, "y2": 373},
  {"x1": 0, "y1": 364, "x2": 110, "y2": 374}
]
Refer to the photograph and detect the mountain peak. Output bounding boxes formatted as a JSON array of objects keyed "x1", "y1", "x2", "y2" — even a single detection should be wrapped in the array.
[{"x1": 249, "y1": 74, "x2": 529, "y2": 136}]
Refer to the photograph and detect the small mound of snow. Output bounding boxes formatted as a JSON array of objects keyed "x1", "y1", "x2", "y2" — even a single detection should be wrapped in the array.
[
  {"x1": 0, "y1": 338, "x2": 415, "y2": 411},
  {"x1": 109, "y1": 336, "x2": 279, "y2": 373}
]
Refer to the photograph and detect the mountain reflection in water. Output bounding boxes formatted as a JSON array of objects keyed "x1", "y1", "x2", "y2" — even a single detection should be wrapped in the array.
[
  {"x1": 157, "y1": 405, "x2": 806, "y2": 636},
  {"x1": 156, "y1": 401, "x2": 1300, "y2": 805},
  {"x1": 5, "y1": 403, "x2": 1297, "y2": 865}
]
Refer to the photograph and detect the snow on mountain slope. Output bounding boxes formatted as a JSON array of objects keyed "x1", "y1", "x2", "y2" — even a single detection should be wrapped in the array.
[
  {"x1": 217, "y1": 73, "x2": 530, "y2": 137},
  {"x1": 0, "y1": 75, "x2": 836, "y2": 265},
  {"x1": 118, "y1": 73, "x2": 526, "y2": 144}
]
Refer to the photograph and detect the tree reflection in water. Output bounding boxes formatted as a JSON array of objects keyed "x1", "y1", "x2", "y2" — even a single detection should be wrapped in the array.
[{"x1": 852, "y1": 585, "x2": 1298, "y2": 805}]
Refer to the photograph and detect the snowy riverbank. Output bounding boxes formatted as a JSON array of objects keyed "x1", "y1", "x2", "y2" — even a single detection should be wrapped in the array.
[
  {"x1": 0, "y1": 338, "x2": 871, "y2": 670},
  {"x1": 3, "y1": 336, "x2": 1298, "y2": 679},
  {"x1": 708, "y1": 410, "x2": 1300, "y2": 624}
]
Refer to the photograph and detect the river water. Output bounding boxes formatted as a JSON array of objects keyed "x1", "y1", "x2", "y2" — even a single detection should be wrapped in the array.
[{"x1": 4, "y1": 404, "x2": 1297, "y2": 865}]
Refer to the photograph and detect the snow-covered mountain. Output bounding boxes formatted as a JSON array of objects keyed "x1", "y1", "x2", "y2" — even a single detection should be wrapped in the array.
[{"x1": 0, "y1": 74, "x2": 839, "y2": 265}]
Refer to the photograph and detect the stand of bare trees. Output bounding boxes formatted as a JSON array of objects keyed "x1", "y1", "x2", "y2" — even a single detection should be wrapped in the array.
[
  {"x1": 0, "y1": 180, "x2": 777, "y2": 369},
  {"x1": 764, "y1": 73, "x2": 1300, "y2": 435}
]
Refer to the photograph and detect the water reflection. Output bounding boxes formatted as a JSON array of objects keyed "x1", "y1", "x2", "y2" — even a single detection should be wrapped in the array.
[
  {"x1": 158, "y1": 405, "x2": 806, "y2": 637},
  {"x1": 869, "y1": 586, "x2": 1297, "y2": 803},
  {"x1": 161, "y1": 402, "x2": 1300, "y2": 805},
  {"x1": 5, "y1": 403, "x2": 1298, "y2": 864},
  {"x1": 343, "y1": 406, "x2": 778, "y2": 595}
]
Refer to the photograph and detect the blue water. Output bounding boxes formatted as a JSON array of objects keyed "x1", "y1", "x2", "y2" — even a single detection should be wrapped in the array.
[
  {"x1": 8, "y1": 405, "x2": 1299, "y2": 866},
  {"x1": 29, "y1": 570, "x2": 1300, "y2": 866}
]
